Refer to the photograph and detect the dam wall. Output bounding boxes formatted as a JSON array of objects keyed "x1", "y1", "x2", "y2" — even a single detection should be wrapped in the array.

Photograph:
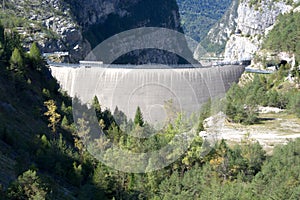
[{"x1": 50, "y1": 65, "x2": 245, "y2": 123}]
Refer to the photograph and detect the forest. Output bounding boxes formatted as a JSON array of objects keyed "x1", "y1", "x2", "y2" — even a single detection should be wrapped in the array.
[
  {"x1": 176, "y1": 0, "x2": 232, "y2": 42},
  {"x1": 263, "y1": 11, "x2": 300, "y2": 63},
  {"x1": 0, "y1": 18, "x2": 300, "y2": 199}
]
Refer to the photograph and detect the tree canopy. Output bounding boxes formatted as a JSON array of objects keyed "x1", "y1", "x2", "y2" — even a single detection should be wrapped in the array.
[{"x1": 263, "y1": 11, "x2": 300, "y2": 62}]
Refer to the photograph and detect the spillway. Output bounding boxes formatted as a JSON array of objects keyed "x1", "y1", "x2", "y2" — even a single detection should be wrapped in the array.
[{"x1": 50, "y1": 65, "x2": 245, "y2": 123}]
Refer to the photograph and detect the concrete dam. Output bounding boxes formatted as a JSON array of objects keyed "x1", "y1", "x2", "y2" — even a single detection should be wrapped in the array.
[{"x1": 50, "y1": 64, "x2": 245, "y2": 124}]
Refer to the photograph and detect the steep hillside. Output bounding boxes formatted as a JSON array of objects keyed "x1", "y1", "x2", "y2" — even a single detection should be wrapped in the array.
[
  {"x1": 1, "y1": 9, "x2": 300, "y2": 200},
  {"x1": 199, "y1": 0, "x2": 300, "y2": 58},
  {"x1": 0, "y1": 26, "x2": 105, "y2": 199},
  {"x1": 176, "y1": 0, "x2": 232, "y2": 42},
  {"x1": 63, "y1": 0, "x2": 183, "y2": 46},
  {"x1": 223, "y1": 0, "x2": 298, "y2": 61},
  {"x1": 63, "y1": 0, "x2": 195, "y2": 64},
  {"x1": 199, "y1": 0, "x2": 239, "y2": 55},
  {"x1": 0, "y1": 0, "x2": 195, "y2": 63}
]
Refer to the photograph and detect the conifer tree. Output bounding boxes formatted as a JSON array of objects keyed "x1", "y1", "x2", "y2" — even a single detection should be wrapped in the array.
[
  {"x1": 29, "y1": 42, "x2": 41, "y2": 61},
  {"x1": 10, "y1": 48, "x2": 23, "y2": 71},
  {"x1": 0, "y1": 22, "x2": 4, "y2": 59},
  {"x1": 29, "y1": 42, "x2": 42, "y2": 69},
  {"x1": 7, "y1": 170, "x2": 47, "y2": 199},
  {"x1": 92, "y1": 96, "x2": 102, "y2": 120},
  {"x1": 61, "y1": 115, "x2": 69, "y2": 128},
  {"x1": 134, "y1": 106, "x2": 144, "y2": 127}
]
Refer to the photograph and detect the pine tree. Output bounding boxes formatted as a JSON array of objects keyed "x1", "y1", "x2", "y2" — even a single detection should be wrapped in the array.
[
  {"x1": 29, "y1": 42, "x2": 41, "y2": 60},
  {"x1": 113, "y1": 106, "x2": 127, "y2": 126},
  {"x1": 5, "y1": 32, "x2": 22, "y2": 59},
  {"x1": 10, "y1": 48, "x2": 23, "y2": 71},
  {"x1": 0, "y1": 22, "x2": 4, "y2": 60},
  {"x1": 75, "y1": 118, "x2": 91, "y2": 154},
  {"x1": 92, "y1": 96, "x2": 102, "y2": 120},
  {"x1": 29, "y1": 42, "x2": 42, "y2": 69},
  {"x1": 134, "y1": 106, "x2": 144, "y2": 127},
  {"x1": 61, "y1": 115, "x2": 69, "y2": 128}
]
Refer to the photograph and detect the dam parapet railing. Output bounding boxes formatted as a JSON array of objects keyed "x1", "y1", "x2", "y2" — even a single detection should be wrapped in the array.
[
  {"x1": 48, "y1": 60, "x2": 275, "y2": 74},
  {"x1": 48, "y1": 60, "x2": 250, "y2": 69}
]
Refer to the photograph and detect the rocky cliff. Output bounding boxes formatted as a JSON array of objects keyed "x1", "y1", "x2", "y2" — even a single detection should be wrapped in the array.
[
  {"x1": 199, "y1": 0, "x2": 239, "y2": 56},
  {"x1": 223, "y1": 0, "x2": 296, "y2": 61},
  {"x1": 0, "y1": 0, "x2": 90, "y2": 61},
  {"x1": 1, "y1": 0, "x2": 191, "y2": 63}
]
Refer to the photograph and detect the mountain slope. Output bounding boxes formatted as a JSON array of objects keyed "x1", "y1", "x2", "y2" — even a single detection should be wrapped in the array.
[
  {"x1": 63, "y1": 0, "x2": 194, "y2": 64},
  {"x1": 0, "y1": 28, "x2": 99, "y2": 198},
  {"x1": 176, "y1": 0, "x2": 232, "y2": 42},
  {"x1": 199, "y1": 0, "x2": 239, "y2": 55},
  {"x1": 223, "y1": 0, "x2": 297, "y2": 61},
  {"x1": 0, "y1": 0, "x2": 196, "y2": 63}
]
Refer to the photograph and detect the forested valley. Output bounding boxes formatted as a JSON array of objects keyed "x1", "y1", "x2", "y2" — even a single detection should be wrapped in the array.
[{"x1": 0, "y1": 18, "x2": 300, "y2": 199}]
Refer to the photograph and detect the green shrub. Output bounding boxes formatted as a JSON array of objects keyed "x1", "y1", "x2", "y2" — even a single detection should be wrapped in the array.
[
  {"x1": 6, "y1": 170, "x2": 47, "y2": 199},
  {"x1": 288, "y1": 92, "x2": 300, "y2": 117}
]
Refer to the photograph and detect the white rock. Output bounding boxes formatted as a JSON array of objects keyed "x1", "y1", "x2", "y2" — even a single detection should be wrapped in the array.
[
  {"x1": 258, "y1": 106, "x2": 284, "y2": 114},
  {"x1": 203, "y1": 112, "x2": 226, "y2": 129},
  {"x1": 224, "y1": 35, "x2": 258, "y2": 61},
  {"x1": 224, "y1": 0, "x2": 294, "y2": 61}
]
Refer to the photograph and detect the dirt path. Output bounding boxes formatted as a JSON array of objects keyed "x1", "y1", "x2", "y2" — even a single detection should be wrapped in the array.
[{"x1": 202, "y1": 112, "x2": 300, "y2": 153}]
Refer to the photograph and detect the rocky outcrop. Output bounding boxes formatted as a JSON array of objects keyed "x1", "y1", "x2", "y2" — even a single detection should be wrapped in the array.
[
  {"x1": 198, "y1": 0, "x2": 239, "y2": 57},
  {"x1": 3, "y1": 0, "x2": 90, "y2": 62},
  {"x1": 62, "y1": 0, "x2": 139, "y2": 28},
  {"x1": 223, "y1": 35, "x2": 259, "y2": 61},
  {"x1": 3, "y1": 0, "x2": 191, "y2": 63},
  {"x1": 223, "y1": 0, "x2": 296, "y2": 61},
  {"x1": 236, "y1": 0, "x2": 293, "y2": 35}
]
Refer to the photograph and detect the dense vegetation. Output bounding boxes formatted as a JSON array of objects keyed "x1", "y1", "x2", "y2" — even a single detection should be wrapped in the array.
[
  {"x1": 247, "y1": 0, "x2": 295, "y2": 9},
  {"x1": 0, "y1": 22, "x2": 97, "y2": 199},
  {"x1": 225, "y1": 65, "x2": 300, "y2": 124},
  {"x1": 176, "y1": 0, "x2": 232, "y2": 42},
  {"x1": 263, "y1": 11, "x2": 300, "y2": 63}
]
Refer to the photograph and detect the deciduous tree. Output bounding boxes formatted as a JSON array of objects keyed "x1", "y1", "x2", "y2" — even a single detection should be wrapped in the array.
[{"x1": 44, "y1": 100, "x2": 61, "y2": 134}]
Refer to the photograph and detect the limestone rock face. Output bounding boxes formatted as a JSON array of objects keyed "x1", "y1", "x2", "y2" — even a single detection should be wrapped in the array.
[
  {"x1": 223, "y1": 0, "x2": 295, "y2": 61},
  {"x1": 198, "y1": 0, "x2": 239, "y2": 57},
  {"x1": 236, "y1": 0, "x2": 292, "y2": 35},
  {"x1": 4, "y1": 0, "x2": 90, "y2": 61},
  {"x1": 224, "y1": 35, "x2": 259, "y2": 61}
]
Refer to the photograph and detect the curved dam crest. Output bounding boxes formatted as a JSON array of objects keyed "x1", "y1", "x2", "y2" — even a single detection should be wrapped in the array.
[{"x1": 50, "y1": 65, "x2": 245, "y2": 123}]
